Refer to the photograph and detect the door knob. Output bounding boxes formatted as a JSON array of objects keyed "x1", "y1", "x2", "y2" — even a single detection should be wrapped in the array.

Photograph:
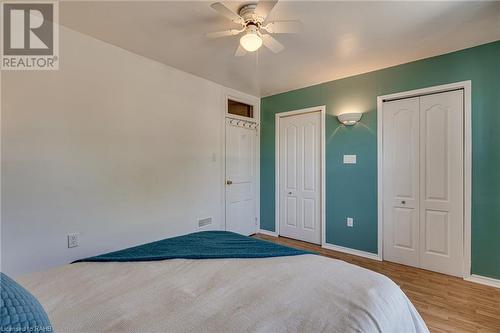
[
  {"x1": 226, "y1": 180, "x2": 233, "y2": 185},
  {"x1": 288, "y1": 192, "x2": 292, "y2": 195},
  {"x1": 401, "y1": 200, "x2": 406, "y2": 204}
]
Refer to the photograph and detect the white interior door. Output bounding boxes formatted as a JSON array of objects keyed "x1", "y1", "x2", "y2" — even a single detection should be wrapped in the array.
[
  {"x1": 383, "y1": 97, "x2": 420, "y2": 267},
  {"x1": 419, "y1": 90, "x2": 463, "y2": 276},
  {"x1": 225, "y1": 120, "x2": 257, "y2": 236},
  {"x1": 279, "y1": 111, "x2": 321, "y2": 244},
  {"x1": 383, "y1": 90, "x2": 464, "y2": 277}
]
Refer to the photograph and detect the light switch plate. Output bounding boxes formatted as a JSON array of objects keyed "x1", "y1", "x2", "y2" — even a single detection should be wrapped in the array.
[
  {"x1": 347, "y1": 217, "x2": 354, "y2": 227},
  {"x1": 343, "y1": 155, "x2": 357, "y2": 164}
]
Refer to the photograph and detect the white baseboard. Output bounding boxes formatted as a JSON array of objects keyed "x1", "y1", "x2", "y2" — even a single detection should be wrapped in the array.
[
  {"x1": 464, "y1": 274, "x2": 500, "y2": 289},
  {"x1": 322, "y1": 242, "x2": 382, "y2": 261},
  {"x1": 256, "y1": 232, "x2": 382, "y2": 262},
  {"x1": 257, "y1": 229, "x2": 278, "y2": 237}
]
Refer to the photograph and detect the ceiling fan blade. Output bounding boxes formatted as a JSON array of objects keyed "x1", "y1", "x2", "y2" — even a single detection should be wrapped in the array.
[
  {"x1": 263, "y1": 20, "x2": 301, "y2": 34},
  {"x1": 206, "y1": 29, "x2": 243, "y2": 38},
  {"x1": 210, "y1": 2, "x2": 245, "y2": 25},
  {"x1": 262, "y1": 34, "x2": 284, "y2": 53},
  {"x1": 254, "y1": 0, "x2": 279, "y2": 21},
  {"x1": 235, "y1": 45, "x2": 247, "y2": 57}
]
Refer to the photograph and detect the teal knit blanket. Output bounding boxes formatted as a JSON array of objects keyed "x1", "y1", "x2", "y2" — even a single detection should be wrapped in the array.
[{"x1": 74, "y1": 231, "x2": 311, "y2": 263}]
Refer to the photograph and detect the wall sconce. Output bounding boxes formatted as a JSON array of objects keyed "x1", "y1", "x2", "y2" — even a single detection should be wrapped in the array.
[{"x1": 337, "y1": 112, "x2": 362, "y2": 126}]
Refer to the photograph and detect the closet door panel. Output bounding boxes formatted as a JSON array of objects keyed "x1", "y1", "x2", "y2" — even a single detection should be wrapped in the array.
[
  {"x1": 419, "y1": 90, "x2": 464, "y2": 277},
  {"x1": 383, "y1": 97, "x2": 420, "y2": 267}
]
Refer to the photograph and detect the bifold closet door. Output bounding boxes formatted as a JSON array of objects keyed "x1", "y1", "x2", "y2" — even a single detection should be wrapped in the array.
[{"x1": 383, "y1": 90, "x2": 464, "y2": 277}]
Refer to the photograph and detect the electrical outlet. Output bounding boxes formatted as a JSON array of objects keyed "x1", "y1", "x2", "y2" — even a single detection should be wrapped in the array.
[
  {"x1": 67, "y1": 233, "x2": 79, "y2": 248},
  {"x1": 347, "y1": 217, "x2": 354, "y2": 227}
]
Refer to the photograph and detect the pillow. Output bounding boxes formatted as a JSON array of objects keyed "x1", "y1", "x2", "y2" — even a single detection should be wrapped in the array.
[{"x1": 1, "y1": 272, "x2": 53, "y2": 332}]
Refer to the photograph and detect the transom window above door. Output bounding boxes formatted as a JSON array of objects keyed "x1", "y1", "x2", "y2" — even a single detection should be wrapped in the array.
[{"x1": 228, "y1": 99, "x2": 254, "y2": 119}]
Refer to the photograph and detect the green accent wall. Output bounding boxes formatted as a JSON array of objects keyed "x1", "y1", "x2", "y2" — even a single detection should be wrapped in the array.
[{"x1": 260, "y1": 41, "x2": 500, "y2": 279}]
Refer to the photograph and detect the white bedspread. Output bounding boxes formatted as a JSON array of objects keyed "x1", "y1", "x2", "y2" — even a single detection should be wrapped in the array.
[{"x1": 19, "y1": 254, "x2": 428, "y2": 333}]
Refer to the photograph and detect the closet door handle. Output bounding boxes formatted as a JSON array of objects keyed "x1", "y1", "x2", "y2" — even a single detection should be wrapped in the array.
[{"x1": 401, "y1": 200, "x2": 406, "y2": 205}]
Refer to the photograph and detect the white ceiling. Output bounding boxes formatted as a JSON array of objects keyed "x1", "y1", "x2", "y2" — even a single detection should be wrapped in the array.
[{"x1": 60, "y1": 1, "x2": 500, "y2": 97}]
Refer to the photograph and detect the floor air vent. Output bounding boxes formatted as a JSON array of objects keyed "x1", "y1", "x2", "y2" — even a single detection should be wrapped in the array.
[{"x1": 198, "y1": 217, "x2": 212, "y2": 228}]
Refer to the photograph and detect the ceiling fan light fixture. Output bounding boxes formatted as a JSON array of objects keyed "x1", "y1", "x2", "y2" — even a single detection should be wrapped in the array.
[{"x1": 240, "y1": 26, "x2": 262, "y2": 52}]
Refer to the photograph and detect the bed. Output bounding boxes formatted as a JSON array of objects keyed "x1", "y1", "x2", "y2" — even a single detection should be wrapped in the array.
[{"x1": 18, "y1": 231, "x2": 428, "y2": 333}]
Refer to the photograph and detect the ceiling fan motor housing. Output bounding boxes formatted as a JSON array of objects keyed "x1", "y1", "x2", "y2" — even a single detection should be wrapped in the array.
[
  {"x1": 239, "y1": 4, "x2": 261, "y2": 24},
  {"x1": 244, "y1": 24, "x2": 260, "y2": 37}
]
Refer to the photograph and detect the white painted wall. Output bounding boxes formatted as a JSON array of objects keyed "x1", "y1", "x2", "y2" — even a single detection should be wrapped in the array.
[{"x1": 1, "y1": 26, "x2": 258, "y2": 276}]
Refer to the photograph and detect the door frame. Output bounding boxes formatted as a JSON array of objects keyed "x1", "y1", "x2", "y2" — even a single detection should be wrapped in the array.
[
  {"x1": 222, "y1": 88, "x2": 260, "y2": 234},
  {"x1": 274, "y1": 106, "x2": 326, "y2": 245},
  {"x1": 377, "y1": 80, "x2": 472, "y2": 278}
]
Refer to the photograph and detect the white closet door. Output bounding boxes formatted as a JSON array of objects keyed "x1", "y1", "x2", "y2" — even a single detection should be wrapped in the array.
[
  {"x1": 279, "y1": 111, "x2": 321, "y2": 244},
  {"x1": 383, "y1": 97, "x2": 420, "y2": 267},
  {"x1": 419, "y1": 90, "x2": 463, "y2": 277},
  {"x1": 383, "y1": 90, "x2": 464, "y2": 277}
]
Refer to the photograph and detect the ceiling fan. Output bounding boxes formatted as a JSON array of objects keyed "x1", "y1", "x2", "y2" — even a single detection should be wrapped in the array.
[{"x1": 206, "y1": 0, "x2": 301, "y2": 56}]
